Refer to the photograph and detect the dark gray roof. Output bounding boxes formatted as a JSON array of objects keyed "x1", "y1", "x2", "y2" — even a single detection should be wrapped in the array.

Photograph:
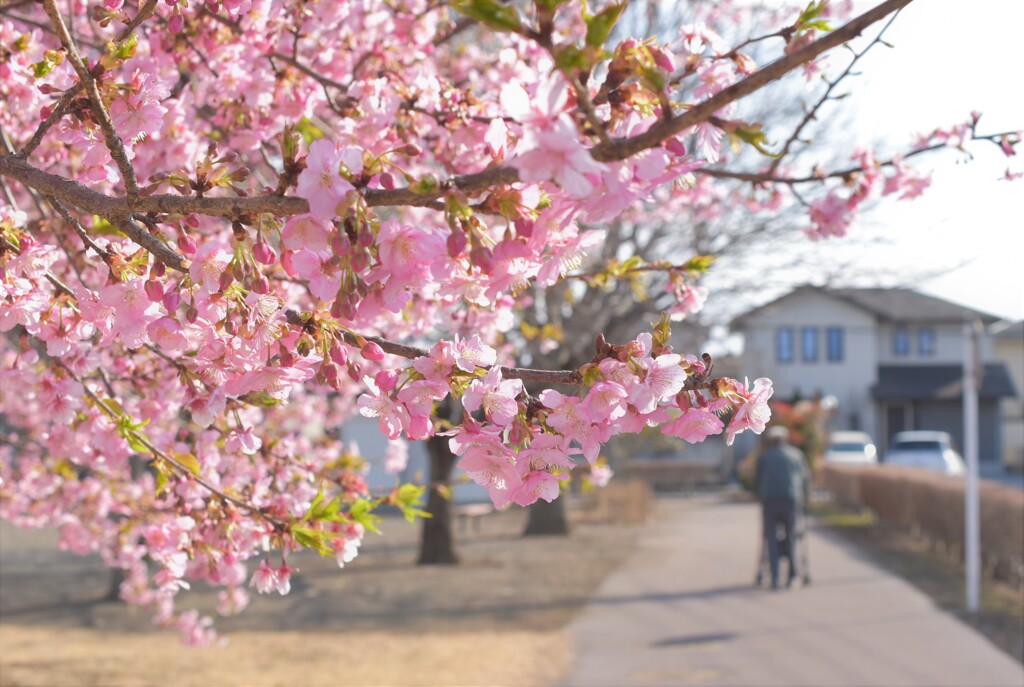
[
  {"x1": 732, "y1": 286, "x2": 1003, "y2": 327},
  {"x1": 992, "y1": 320, "x2": 1024, "y2": 341},
  {"x1": 871, "y1": 364, "x2": 1017, "y2": 401}
]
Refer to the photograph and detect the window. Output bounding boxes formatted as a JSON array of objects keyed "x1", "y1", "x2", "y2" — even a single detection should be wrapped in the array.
[
  {"x1": 893, "y1": 328, "x2": 910, "y2": 357},
  {"x1": 776, "y1": 327, "x2": 794, "y2": 363},
  {"x1": 918, "y1": 328, "x2": 936, "y2": 356},
  {"x1": 826, "y1": 327, "x2": 844, "y2": 362},
  {"x1": 801, "y1": 327, "x2": 819, "y2": 362}
]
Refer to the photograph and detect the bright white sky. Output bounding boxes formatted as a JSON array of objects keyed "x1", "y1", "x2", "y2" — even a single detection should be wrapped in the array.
[{"x1": 833, "y1": 0, "x2": 1024, "y2": 321}]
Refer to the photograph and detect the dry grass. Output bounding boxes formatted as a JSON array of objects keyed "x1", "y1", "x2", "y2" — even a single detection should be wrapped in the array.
[
  {"x1": 1, "y1": 488, "x2": 646, "y2": 687},
  {"x1": 0, "y1": 627, "x2": 570, "y2": 687}
]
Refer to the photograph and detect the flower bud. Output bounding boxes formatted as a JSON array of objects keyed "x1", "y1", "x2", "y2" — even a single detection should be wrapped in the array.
[
  {"x1": 351, "y1": 250, "x2": 369, "y2": 273},
  {"x1": 361, "y1": 341, "x2": 384, "y2": 361},
  {"x1": 379, "y1": 172, "x2": 397, "y2": 190},
  {"x1": 144, "y1": 279, "x2": 163, "y2": 302},
  {"x1": 178, "y1": 233, "x2": 197, "y2": 255},
  {"x1": 279, "y1": 343, "x2": 295, "y2": 368},
  {"x1": 447, "y1": 229, "x2": 467, "y2": 257},
  {"x1": 296, "y1": 334, "x2": 314, "y2": 357},
  {"x1": 152, "y1": 261, "x2": 166, "y2": 278},
  {"x1": 331, "y1": 233, "x2": 350, "y2": 257},
  {"x1": 163, "y1": 290, "x2": 181, "y2": 311},
  {"x1": 219, "y1": 270, "x2": 234, "y2": 292},
  {"x1": 329, "y1": 342, "x2": 348, "y2": 366},
  {"x1": 252, "y1": 239, "x2": 276, "y2": 265},
  {"x1": 252, "y1": 276, "x2": 270, "y2": 294},
  {"x1": 374, "y1": 369, "x2": 397, "y2": 392},
  {"x1": 347, "y1": 363, "x2": 361, "y2": 382}
]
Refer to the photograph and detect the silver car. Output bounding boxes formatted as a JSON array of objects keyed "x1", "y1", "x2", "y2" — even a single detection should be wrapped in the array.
[
  {"x1": 883, "y1": 431, "x2": 965, "y2": 476},
  {"x1": 823, "y1": 431, "x2": 878, "y2": 465}
]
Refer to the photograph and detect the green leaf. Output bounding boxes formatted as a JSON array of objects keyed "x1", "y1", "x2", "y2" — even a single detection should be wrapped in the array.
[
  {"x1": 683, "y1": 255, "x2": 716, "y2": 273},
  {"x1": 584, "y1": 2, "x2": 626, "y2": 49},
  {"x1": 651, "y1": 312, "x2": 672, "y2": 349},
  {"x1": 452, "y1": 0, "x2": 522, "y2": 32},
  {"x1": 347, "y1": 498, "x2": 382, "y2": 534},
  {"x1": 291, "y1": 525, "x2": 334, "y2": 557},
  {"x1": 172, "y1": 452, "x2": 201, "y2": 477},
  {"x1": 294, "y1": 117, "x2": 325, "y2": 145},
  {"x1": 31, "y1": 59, "x2": 55, "y2": 79},
  {"x1": 729, "y1": 124, "x2": 780, "y2": 158}
]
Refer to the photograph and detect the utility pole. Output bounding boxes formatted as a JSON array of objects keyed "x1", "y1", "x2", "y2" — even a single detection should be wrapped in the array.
[{"x1": 963, "y1": 318, "x2": 981, "y2": 613}]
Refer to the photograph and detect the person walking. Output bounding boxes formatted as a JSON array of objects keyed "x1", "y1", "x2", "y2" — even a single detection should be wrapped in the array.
[{"x1": 755, "y1": 425, "x2": 810, "y2": 590}]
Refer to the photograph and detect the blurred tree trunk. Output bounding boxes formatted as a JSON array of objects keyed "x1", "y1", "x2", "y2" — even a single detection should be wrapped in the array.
[
  {"x1": 523, "y1": 496, "x2": 570, "y2": 536},
  {"x1": 418, "y1": 411, "x2": 459, "y2": 565}
]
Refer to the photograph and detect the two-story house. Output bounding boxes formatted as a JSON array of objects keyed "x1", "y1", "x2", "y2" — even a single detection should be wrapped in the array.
[{"x1": 730, "y1": 286, "x2": 1017, "y2": 463}]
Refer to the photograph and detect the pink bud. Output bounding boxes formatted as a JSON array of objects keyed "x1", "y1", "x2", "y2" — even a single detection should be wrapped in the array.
[
  {"x1": 374, "y1": 369, "x2": 397, "y2": 392},
  {"x1": 219, "y1": 271, "x2": 234, "y2": 291},
  {"x1": 351, "y1": 250, "x2": 369, "y2": 272},
  {"x1": 514, "y1": 218, "x2": 534, "y2": 238},
  {"x1": 329, "y1": 343, "x2": 349, "y2": 366},
  {"x1": 252, "y1": 276, "x2": 270, "y2": 294},
  {"x1": 185, "y1": 213, "x2": 201, "y2": 229},
  {"x1": 168, "y1": 12, "x2": 184, "y2": 34},
  {"x1": 649, "y1": 45, "x2": 675, "y2": 72},
  {"x1": 347, "y1": 363, "x2": 361, "y2": 382},
  {"x1": 331, "y1": 233, "x2": 350, "y2": 257},
  {"x1": 447, "y1": 230, "x2": 467, "y2": 257},
  {"x1": 152, "y1": 261, "x2": 166, "y2": 277},
  {"x1": 178, "y1": 233, "x2": 197, "y2": 255},
  {"x1": 665, "y1": 136, "x2": 687, "y2": 157},
  {"x1": 379, "y1": 172, "x2": 396, "y2": 190},
  {"x1": 281, "y1": 250, "x2": 297, "y2": 277},
  {"x1": 144, "y1": 279, "x2": 163, "y2": 302},
  {"x1": 162, "y1": 290, "x2": 180, "y2": 311},
  {"x1": 471, "y1": 247, "x2": 494, "y2": 274},
  {"x1": 279, "y1": 343, "x2": 295, "y2": 368},
  {"x1": 252, "y1": 240, "x2": 276, "y2": 265},
  {"x1": 361, "y1": 341, "x2": 384, "y2": 361}
]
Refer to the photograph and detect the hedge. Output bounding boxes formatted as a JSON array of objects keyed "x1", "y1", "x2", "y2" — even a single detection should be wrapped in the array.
[{"x1": 820, "y1": 463, "x2": 1024, "y2": 589}]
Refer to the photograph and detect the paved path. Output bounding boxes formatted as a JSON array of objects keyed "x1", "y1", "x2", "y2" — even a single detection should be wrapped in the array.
[{"x1": 562, "y1": 495, "x2": 1024, "y2": 687}]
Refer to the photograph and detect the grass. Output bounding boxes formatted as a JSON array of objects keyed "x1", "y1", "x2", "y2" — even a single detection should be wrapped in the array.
[{"x1": 812, "y1": 501, "x2": 1024, "y2": 665}]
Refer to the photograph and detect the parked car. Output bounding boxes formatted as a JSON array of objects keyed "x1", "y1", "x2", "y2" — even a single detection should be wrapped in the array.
[
  {"x1": 823, "y1": 431, "x2": 878, "y2": 465},
  {"x1": 883, "y1": 431, "x2": 965, "y2": 476}
]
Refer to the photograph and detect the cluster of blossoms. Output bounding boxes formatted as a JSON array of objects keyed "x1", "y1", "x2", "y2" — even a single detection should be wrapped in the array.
[{"x1": 0, "y1": 0, "x2": 1017, "y2": 645}]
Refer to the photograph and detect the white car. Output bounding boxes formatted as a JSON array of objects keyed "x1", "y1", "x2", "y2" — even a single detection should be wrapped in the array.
[
  {"x1": 823, "y1": 431, "x2": 878, "y2": 465},
  {"x1": 883, "y1": 431, "x2": 965, "y2": 476}
]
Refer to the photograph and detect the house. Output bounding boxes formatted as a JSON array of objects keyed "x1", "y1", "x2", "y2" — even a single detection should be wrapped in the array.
[
  {"x1": 992, "y1": 320, "x2": 1024, "y2": 470},
  {"x1": 729, "y1": 286, "x2": 1018, "y2": 464}
]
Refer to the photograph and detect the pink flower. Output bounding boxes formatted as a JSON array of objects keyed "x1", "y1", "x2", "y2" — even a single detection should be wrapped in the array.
[
  {"x1": 662, "y1": 408, "x2": 724, "y2": 443},
  {"x1": 539, "y1": 390, "x2": 609, "y2": 463},
  {"x1": 189, "y1": 242, "x2": 231, "y2": 294},
  {"x1": 513, "y1": 118, "x2": 606, "y2": 197},
  {"x1": 296, "y1": 140, "x2": 359, "y2": 221},
  {"x1": 462, "y1": 367, "x2": 523, "y2": 427},
  {"x1": 412, "y1": 340, "x2": 456, "y2": 381},
  {"x1": 357, "y1": 376, "x2": 410, "y2": 439},
  {"x1": 249, "y1": 559, "x2": 278, "y2": 594},
  {"x1": 724, "y1": 378, "x2": 774, "y2": 445},
  {"x1": 98, "y1": 279, "x2": 160, "y2": 349},
  {"x1": 281, "y1": 214, "x2": 332, "y2": 252},
  {"x1": 453, "y1": 335, "x2": 497, "y2": 373},
  {"x1": 629, "y1": 354, "x2": 688, "y2": 414}
]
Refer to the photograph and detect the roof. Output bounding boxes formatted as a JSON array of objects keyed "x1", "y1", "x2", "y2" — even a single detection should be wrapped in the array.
[
  {"x1": 992, "y1": 320, "x2": 1024, "y2": 341},
  {"x1": 732, "y1": 286, "x2": 1004, "y2": 328},
  {"x1": 871, "y1": 364, "x2": 1018, "y2": 401}
]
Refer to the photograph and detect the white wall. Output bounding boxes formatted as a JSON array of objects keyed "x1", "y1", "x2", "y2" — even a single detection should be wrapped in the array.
[
  {"x1": 876, "y1": 322, "x2": 995, "y2": 365},
  {"x1": 738, "y1": 290, "x2": 879, "y2": 440}
]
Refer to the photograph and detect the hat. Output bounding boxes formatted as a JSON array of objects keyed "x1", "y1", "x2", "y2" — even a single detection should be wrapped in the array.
[{"x1": 766, "y1": 425, "x2": 789, "y2": 441}]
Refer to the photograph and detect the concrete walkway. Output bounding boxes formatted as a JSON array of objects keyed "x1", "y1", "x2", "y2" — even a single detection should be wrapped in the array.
[{"x1": 562, "y1": 495, "x2": 1024, "y2": 687}]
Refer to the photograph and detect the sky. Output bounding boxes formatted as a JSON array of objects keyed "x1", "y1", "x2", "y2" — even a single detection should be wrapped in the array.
[{"x1": 825, "y1": 0, "x2": 1024, "y2": 321}]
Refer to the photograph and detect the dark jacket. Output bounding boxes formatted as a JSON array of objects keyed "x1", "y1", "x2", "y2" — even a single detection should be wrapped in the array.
[{"x1": 755, "y1": 443, "x2": 809, "y2": 505}]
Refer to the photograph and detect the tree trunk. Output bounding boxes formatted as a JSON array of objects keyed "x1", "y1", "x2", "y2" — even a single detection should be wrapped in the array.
[
  {"x1": 417, "y1": 432, "x2": 459, "y2": 565},
  {"x1": 523, "y1": 495, "x2": 570, "y2": 536}
]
